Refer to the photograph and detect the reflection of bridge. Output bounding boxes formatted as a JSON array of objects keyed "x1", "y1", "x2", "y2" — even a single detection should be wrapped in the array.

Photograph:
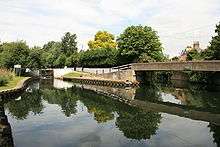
[
  {"x1": 114, "y1": 60, "x2": 220, "y2": 71},
  {"x1": 71, "y1": 83, "x2": 220, "y2": 125}
]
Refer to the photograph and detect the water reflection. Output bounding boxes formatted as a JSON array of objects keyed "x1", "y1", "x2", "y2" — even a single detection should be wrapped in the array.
[
  {"x1": 1, "y1": 79, "x2": 220, "y2": 147},
  {"x1": 6, "y1": 89, "x2": 43, "y2": 120}
]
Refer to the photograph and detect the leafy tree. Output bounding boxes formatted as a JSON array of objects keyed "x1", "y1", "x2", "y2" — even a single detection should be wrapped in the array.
[
  {"x1": 88, "y1": 31, "x2": 117, "y2": 49},
  {"x1": 27, "y1": 46, "x2": 44, "y2": 69},
  {"x1": 117, "y1": 25, "x2": 164, "y2": 64},
  {"x1": 0, "y1": 41, "x2": 29, "y2": 68},
  {"x1": 65, "y1": 53, "x2": 79, "y2": 67},
  {"x1": 42, "y1": 41, "x2": 62, "y2": 68},
  {"x1": 79, "y1": 48, "x2": 118, "y2": 67},
  {"x1": 186, "y1": 49, "x2": 202, "y2": 61},
  {"x1": 54, "y1": 54, "x2": 66, "y2": 67},
  {"x1": 42, "y1": 41, "x2": 57, "y2": 51},
  {"x1": 61, "y1": 32, "x2": 78, "y2": 56},
  {"x1": 203, "y1": 22, "x2": 220, "y2": 60}
]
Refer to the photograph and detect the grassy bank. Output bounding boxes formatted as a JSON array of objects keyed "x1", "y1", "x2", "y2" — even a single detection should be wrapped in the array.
[
  {"x1": 64, "y1": 71, "x2": 91, "y2": 78},
  {"x1": 0, "y1": 76, "x2": 26, "y2": 91}
]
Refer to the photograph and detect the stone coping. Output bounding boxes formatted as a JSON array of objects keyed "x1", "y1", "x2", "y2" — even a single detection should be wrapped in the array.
[
  {"x1": 61, "y1": 76, "x2": 139, "y2": 87},
  {"x1": 0, "y1": 77, "x2": 32, "y2": 96}
]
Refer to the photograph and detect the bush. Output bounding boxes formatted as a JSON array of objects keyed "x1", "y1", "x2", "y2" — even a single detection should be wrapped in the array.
[
  {"x1": 0, "y1": 76, "x2": 9, "y2": 86},
  {"x1": 0, "y1": 69, "x2": 14, "y2": 86}
]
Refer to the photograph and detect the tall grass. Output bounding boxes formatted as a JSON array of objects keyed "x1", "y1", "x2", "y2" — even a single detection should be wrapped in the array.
[{"x1": 0, "y1": 69, "x2": 14, "y2": 86}]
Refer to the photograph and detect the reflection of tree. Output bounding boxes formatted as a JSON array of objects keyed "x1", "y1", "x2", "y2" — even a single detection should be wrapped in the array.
[
  {"x1": 0, "y1": 104, "x2": 14, "y2": 147},
  {"x1": 161, "y1": 84, "x2": 220, "y2": 112},
  {"x1": 71, "y1": 86, "x2": 162, "y2": 139},
  {"x1": 208, "y1": 123, "x2": 220, "y2": 147},
  {"x1": 88, "y1": 107, "x2": 114, "y2": 123},
  {"x1": 6, "y1": 89, "x2": 43, "y2": 120},
  {"x1": 116, "y1": 105, "x2": 161, "y2": 140},
  {"x1": 135, "y1": 84, "x2": 162, "y2": 102},
  {"x1": 42, "y1": 88, "x2": 78, "y2": 117},
  {"x1": 75, "y1": 87, "x2": 115, "y2": 123},
  {"x1": 184, "y1": 89, "x2": 220, "y2": 112}
]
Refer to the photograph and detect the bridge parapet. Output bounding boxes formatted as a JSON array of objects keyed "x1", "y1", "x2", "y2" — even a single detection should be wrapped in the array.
[{"x1": 131, "y1": 60, "x2": 220, "y2": 71}]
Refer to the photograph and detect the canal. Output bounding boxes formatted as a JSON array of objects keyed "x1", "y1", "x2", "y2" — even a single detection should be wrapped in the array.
[{"x1": 1, "y1": 79, "x2": 220, "y2": 147}]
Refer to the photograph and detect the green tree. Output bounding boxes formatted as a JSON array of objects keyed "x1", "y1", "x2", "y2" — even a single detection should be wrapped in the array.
[
  {"x1": 88, "y1": 31, "x2": 117, "y2": 49},
  {"x1": 0, "y1": 41, "x2": 29, "y2": 68},
  {"x1": 79, "y1": 48, "x2": 118, "y2": 67},
  {"x1": 54, "y1": 54, "x2": 66, "y2": 67},
  {"x1": 27, "y1": 46, "x2": 44, "y2": 69},
  {"x1": 203, "y1": 22, "x2": 220, "y2": 60},
  {"x1": 117, "y1": 25, "x2": 164, "y2": 64},
  {"x1": 61, "y1": 32, "x2": 78, "y2": 56},
  {"x1": 186, "y1": 49, "x2": 202, "y2": 61},
  {"x1": 42, "y1": 41, "x2": 62, "y2": 68},
  {"x1": 42, "y1": 41, "x2": 57, "y2": 51},
  {"x1": 65, "y1": 53, "x2": 79, "y2": 67}
]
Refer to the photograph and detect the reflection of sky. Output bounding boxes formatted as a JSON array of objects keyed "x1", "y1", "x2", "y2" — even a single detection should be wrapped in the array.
[
  {"x1": 161, "y1": 92, "x2": 182, "y2": 104},
  {"x1": 6, "y1": 99, "x2": 216, "y2": 147}
]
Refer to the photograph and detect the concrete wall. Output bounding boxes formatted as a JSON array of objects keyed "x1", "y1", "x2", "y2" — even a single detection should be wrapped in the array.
[
  {"x1": 132, "y1": 60, "x2": 220, "y2": 71},
  {"x1": 53, "y1": 67, "x2": 117, "y2": 78},
  {"x1": 99, "y1": 70, "x2": 136, "y2": 82}
]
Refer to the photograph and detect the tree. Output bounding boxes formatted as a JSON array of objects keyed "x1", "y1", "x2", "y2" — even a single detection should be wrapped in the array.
[
  {"x1": 65, "y1": 53, "x2": 79, "y2": 67},
  {"x1": 117, "y1": 25, "x2": 164, "y2": 64},
  {"x1": 61, "y1": 32, "x2": 78, "y2": 56},
  {"x1": 88, "y1": 31, "x2": 117, "y2": 49},
  {"x1": 186, "y1": 49, "x2": 202, "y2": 61},
  {"x1": 54, "y1": 54, "x2": 66, "y2": 67},
  {"x1": 42, "y1": 41, "x2": 57, "y2": 51},
  {"x1": 204, "y1": 22, "x2": 220, "y2": 60},
  {"x1": 42, "y1": 41, "x2": 62, "y2": 68},
  {"x1": 79, "y1": 48, "x2": 118, "y2": 67},
  {"x1": 27, "y1": 46, "x2": 44, "y2": 69},
  {"x1": 0, "y1": 41, "x2": 29, "y2": 68}
]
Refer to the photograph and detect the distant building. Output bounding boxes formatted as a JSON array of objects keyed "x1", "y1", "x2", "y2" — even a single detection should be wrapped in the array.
[{"x1": 178, "y1": 41, "x2": 202, "y2": 61}]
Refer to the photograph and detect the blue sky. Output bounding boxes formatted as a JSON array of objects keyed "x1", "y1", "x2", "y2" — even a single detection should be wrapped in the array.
[{"x1": 0, "y1": 0, "x2": 220, "y2": 57}]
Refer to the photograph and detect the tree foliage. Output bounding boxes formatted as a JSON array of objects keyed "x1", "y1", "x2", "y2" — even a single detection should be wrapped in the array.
[
  {"x1": 117, "y1": 25, "x2": 164, "y2": 64},
  {"x1": 204, "y1": 22, "x2": 220, "y2": 60},
  {"x1": 0, "y1": 41, "x2": 29, "y2": 68},
  {"x1": 88, "y1": 31, "x2": 117, "y2": 50},
  {"x1": 79, "y1": 48, "x2": 118, "y2": 67},
  {"x1": 61, "y1": 32, "x2": 78, "y2": 56}
]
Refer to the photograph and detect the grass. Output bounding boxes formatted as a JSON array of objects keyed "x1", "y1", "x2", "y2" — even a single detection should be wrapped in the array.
[
  {"x1": 64, "y1": 71, "x2": 90, "y2": 78},
  {"x1": 0, "y1": 76, "x2": 26, "y2": 91}
]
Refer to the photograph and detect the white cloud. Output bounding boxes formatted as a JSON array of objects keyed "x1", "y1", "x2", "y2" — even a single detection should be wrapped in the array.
[{"x1": 0, "y1": 0, "x2": 219, "y2": 56}]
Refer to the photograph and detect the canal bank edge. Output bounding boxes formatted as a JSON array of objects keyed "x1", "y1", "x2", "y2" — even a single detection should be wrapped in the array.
[
  {"x1": 60, "y1": 76, "x2": 139, "y2": 87},
  {"x1": 0, "y1": 77, "x2": 33, "y2": 98}
]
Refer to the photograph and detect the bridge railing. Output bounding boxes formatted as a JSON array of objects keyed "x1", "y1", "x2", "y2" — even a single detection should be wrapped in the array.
[{"x1": 112, "y1": 64, "x2": 132, "y2": 71}]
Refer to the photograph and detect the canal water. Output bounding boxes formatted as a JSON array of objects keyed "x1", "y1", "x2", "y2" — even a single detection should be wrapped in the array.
[{"x1": 1, "y1": 79, "x2": 220, "y2": 147}]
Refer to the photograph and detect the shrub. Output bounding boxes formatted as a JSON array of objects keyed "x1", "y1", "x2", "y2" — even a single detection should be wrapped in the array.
[{"x1": 0, "y1": 69, "x2": 14, "y2": 86}]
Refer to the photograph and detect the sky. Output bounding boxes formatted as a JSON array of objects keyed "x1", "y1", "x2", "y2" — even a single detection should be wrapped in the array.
[{"x1": 0, "y1": 0, "x2": 219, "y2": 57}]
